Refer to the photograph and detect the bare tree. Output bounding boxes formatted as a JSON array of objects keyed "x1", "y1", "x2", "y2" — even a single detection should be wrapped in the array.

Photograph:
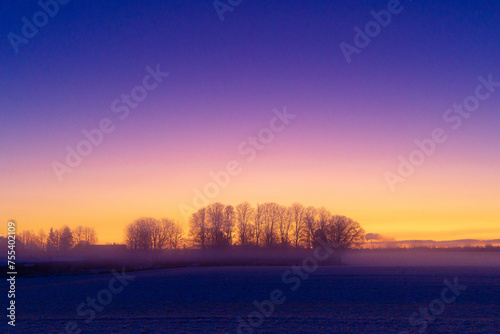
[
  {"x1": 125, "y1": 221, "x2": 141, "y2": 250},
  {"x1": 157, "y1": 218, "x2": 173, "y2": 250},
  {"x1": 169, "y1": 222, "x2": 183, "y2": 250},
  {"x1": 277, "y1": 205, "x2": 293, "y2": 247},
  {"x1": 158, "y1": 218, "x2": 183, "y2": 250},
  {"x1": 317, "y1": 207, "x2": 331, "y2": 231},
  {"x1": 262, "y1": 202, "x2": 280, "y2": 247},
  {"x1": 290, "y1": 203, "x2": 305, "y2": 248},
  {"x1": 327, "y1": 215, "x2": 365, "y2": 249},
  {"x1": 254, "y1": 204, "x2": 263, "y2": 246},
  {"x1": 37, "y1": 229, "x2": 47, "y2": 252},
  {"x1": 125, "y1": 218, "x2": 158, "y2": 251},
  {"x1": 236, "y1": 202, "x2": 254, "y2": 246},
  {"x1": 140, "y1": 221, "x2": 150, "y2": 250},
  {"x1": 74, "y1": 226, "x2": 98, "y2": 247},
  {"x1": 189, "y1": 208, "x2": 208, "y2": 250},
  {"x1": 19, "y1": 230, "x2": 39, "y2": 254},
  {"x1": 206, "y1": 202, "x2": 229, "y2": 248},
  {"x1": 83, "y1": 227, "x2": 98, "y2": 245},
  {"x1": 223, "y1": 205, "x2": 235, "y2": 246},
  {"x1": 73, "y1": 226, "x2": 84, "y2": 245},
  {"x1": 303, "y1": 206, "x2": 317, "y2": 249},
  {"x1": 147, "y1": 218, "x2": 163, "y2": 251}
]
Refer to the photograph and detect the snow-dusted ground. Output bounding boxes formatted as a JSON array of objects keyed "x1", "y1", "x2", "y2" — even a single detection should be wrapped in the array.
[{"x1": 6, "y1": 266, "x2": 500, "y2": 333}]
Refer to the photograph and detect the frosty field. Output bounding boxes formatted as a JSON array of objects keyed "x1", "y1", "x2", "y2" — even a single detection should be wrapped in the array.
[{"x1": 6, "y1": 265, "x2": 500, "y2": 334}]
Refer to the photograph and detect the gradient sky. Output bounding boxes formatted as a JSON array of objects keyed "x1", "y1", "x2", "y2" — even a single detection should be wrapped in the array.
[{"x1": 1, "y1": 0, "x2": 499, "y2": 243}]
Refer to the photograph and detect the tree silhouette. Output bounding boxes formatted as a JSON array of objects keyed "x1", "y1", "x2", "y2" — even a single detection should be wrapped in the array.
[
  {"x1": 236, "y1": 202, "x2": 254, "y2": 246},
  {"x1": 277, "y1": 205, "x2": 293, "y2": 247},
  {"x1": 291, "y1": 203, "x2": 305, "y2": 248},
  {"x1": 126, "y1": 217, "x2": 183, "y2": 251},
  {"x1": 59, "y1": 225, "x2": 74, "y2": 252},
  {"x1": 73, "y1": 226, "x2": 98, "y2": 248},
  {"x1": 223, "y1": 205, "x2": 235, "y2": 246},
  {"x1": 303, "y1": 206, "x2": 317, "y2": 248},
  {"x1": 47, "y1": 227, "x2": 59, "y2": 253},
  {"x1": 189, "y1": 208, "x2": 208, "y2": 250},
  {"x1": 327, "y1": 215, "x2": 365, "y2": 249},
  {"x1": 262, "y1": 202, "x2": 280, "y2": 247},
  {"x1": 207, "y1": 202, "x2": 225, "y2": 248},
  {"x1": 254, "y1": 204, "x2": 263, "y2": 247}
]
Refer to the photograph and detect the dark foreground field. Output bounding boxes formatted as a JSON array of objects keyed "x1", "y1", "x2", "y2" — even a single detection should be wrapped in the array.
[{"x1": 5, "y1": 266, "x2": 500, "y2": 334}]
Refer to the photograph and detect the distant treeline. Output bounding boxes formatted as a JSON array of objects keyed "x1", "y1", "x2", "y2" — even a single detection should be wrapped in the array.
[
  {"x1": 123, "y1": 203, "x2": 365, "y2": 252},
  {"x1": 14, "y1": 202, "x2": 365, "y2": 257},
  {"x1": 15, "y1": 225, "x2": 98, "y2": 256}
]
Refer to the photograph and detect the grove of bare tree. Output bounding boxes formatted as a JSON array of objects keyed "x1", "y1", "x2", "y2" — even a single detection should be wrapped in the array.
[
  {"x1": 189, "y1": 202, "x2": 365, "y2": 250},
  {"x1": 125, "y1": 217, "x2": 183, "y2": 251}
]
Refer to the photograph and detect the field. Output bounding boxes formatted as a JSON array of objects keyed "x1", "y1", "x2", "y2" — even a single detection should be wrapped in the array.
[{"x1": 6, "y1": 260, "x2": 500, "y2": 334}]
